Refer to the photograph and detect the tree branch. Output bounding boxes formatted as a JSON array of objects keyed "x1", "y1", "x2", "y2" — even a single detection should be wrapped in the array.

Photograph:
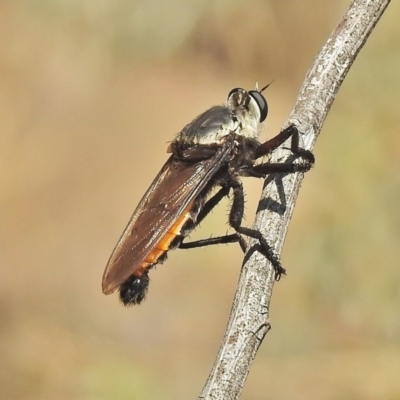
[{"x1": 199, "y1": 0, "x2": 391, "y2": 399}]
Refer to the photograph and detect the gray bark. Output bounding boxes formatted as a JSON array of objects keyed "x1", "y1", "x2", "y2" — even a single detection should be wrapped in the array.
[{"x1": 199, "y1": 0, "x2": 391, "y2": 399}]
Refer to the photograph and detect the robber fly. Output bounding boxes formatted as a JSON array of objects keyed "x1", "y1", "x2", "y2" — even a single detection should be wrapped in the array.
[{"x1": 102, "y1": 85, "x2": 314, "y2": 306}]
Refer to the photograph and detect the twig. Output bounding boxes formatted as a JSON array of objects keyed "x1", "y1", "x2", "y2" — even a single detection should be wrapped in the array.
[{"x1": 199, "y1": 0, "x2": 391, "y2": 399}]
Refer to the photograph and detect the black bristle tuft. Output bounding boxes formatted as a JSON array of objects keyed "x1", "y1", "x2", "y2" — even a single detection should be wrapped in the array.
[{"x1": 119, "y1": 273, "x2": 150, "y2": 306}]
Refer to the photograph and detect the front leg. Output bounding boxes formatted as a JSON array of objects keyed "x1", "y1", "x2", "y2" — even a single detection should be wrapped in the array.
[
  {"x1": 255, "y1": 125, "x2": 297, "y2": 158},
  {"x1": 251, "y1": 125, "x2": 314, "y2": 178},
  {"x1": 256, "y1": 125, "x2": 314, "y2": 161},
  {"x1": 287, "y1": 125, "x2": 315, "y2": 163}
]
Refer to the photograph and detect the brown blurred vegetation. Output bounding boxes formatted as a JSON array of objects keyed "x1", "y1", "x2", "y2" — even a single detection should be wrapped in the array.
[{"x1": 1, "y1": 1, "x2": 400, "y2": 399}]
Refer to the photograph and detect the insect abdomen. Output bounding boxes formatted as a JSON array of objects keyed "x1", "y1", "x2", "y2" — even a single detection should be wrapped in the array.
[{"x1": 119, "y1": 204, "x2": 199, "y2": 305}]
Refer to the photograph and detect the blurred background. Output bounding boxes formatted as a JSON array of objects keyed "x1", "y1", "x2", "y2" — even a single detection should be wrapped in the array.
[{"x1": 1, "y1": 0, "x2": 399, "y2": 399}]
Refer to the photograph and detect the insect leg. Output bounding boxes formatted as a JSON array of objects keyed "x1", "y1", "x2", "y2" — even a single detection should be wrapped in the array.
[
  {"x1": 288, "y1": 126, "x2": 315, "y2": 163},
  {"x1": 255, "y1": 125, "x2": 297, "y2": 158},
  {"x1": 196, "y1": 186, "x2": 230, "y2": 225},
  {"x1": 251, "y1": 126, "x2": 314, "y2": 177},
  {"x1": 256, "y1": 125, "x2": 315, "y2": 164},
  {"x1": 179, "y1": 234, "x2": 243, "y2": 249},
  {"x1": 251, "y1": 158, "x2": 313, "y2": 177},
  {"x1": 229, "y1": 180, "x2": 286, "y2": 280},
  {"x1": 179, "y1": 186, "x2": 247, "y2": 250}
]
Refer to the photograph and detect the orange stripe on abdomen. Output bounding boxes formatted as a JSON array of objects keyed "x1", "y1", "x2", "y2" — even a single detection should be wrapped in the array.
[{"x1": 135, "y1": 209, "x2": 194, "y2": 276}]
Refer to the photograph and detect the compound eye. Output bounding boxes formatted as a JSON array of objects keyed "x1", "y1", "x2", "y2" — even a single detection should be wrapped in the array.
[
  {"x1": 227, "y1": 87, "x2": 243, "y2": 100},
  {"x1": 249, "y1": 90, "x2": 268, "y2": 122}
]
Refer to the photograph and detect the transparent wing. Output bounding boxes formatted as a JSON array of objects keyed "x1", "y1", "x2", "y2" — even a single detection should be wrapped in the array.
[{"x1": 102, "y1": 141, "x2": 233, "y2": 294}]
